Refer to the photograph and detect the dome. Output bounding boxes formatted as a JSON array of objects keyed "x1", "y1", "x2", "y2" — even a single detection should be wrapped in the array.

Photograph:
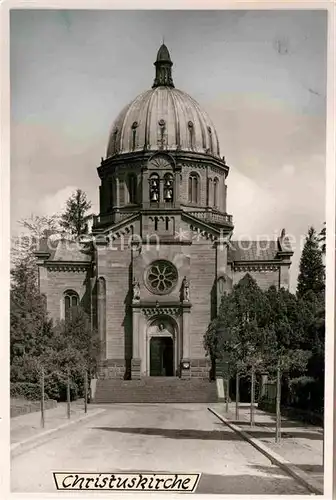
[{"x1": 106, "y1": 45, "x2": 220, "y2": 159}]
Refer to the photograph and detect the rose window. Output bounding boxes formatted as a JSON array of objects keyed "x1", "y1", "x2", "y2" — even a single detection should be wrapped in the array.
[{"x1": 146, "y1": 260, "x2": 178, "y2": 295}]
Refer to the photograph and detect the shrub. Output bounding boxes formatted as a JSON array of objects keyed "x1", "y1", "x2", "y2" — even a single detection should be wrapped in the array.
[
  {"x1": 288, "y1": 376, "x2": 323, "y2": 411},
  {"x1": 43, "y1": 371, "x2": 79, "y2": 402},
  {"x1": 10, "y1": 382, "x2": 44, "y2": 401}
]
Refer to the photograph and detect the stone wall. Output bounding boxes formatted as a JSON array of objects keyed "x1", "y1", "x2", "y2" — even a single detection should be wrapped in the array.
[
  {"x1": 97, "y1": 241, "x2": 131, "y2": 364},
  {"x1": 98, "y1": 359, "x2": 126, "y2": 379},
  {"x1": 189, "y1": 241, "x2": 216, "y2": 359},
  {"x1": 40, "y1": 268, "x2": 91, "y2": 321},
  {"x1": 190, "y1": 358, "x2": 212, "y2": 379},
  {"x1": 10, "y1": 399, "x2": 58, "y2": 418}
]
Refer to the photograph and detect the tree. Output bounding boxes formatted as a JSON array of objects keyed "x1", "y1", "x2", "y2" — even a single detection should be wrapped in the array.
[
  {"x1": 263, "y1": 286, "x2": 312, "y2": 440},
  {"x1": 204, "y1": 274, "x2": 274, "y2": 424},
  {"x1": 220, "y1": 275, "x2": 273, "y2": 371},
  {"x1": 297, "y1": 227, "x2": 325, "y2": 299},
  {"x1": 10, "y1": 254, "x2": 54, "y2": 400},
  {"x1": 11, "y1": 214, "x2": 60, "y2": 270},
  {"x1": 296, "y1": 227, "x2": 325, "y2": 412},
  {"x1": 318, "y1": 222, "x2": 326, "y2": 255},
  {"x1": 297, "y1": 290, "x2": 325, "y2": 411},
  {"x1": 59, "y1": 189, "x2": 92, "y2": 237},
  {"x1": 41, "y1": 307, "x2": 100, "y2": 400}
]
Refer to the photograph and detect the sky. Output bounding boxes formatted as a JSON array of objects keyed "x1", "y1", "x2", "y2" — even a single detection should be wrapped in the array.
[{"x1": 10, "y1": 9, "x2": 328, "y2": 290}]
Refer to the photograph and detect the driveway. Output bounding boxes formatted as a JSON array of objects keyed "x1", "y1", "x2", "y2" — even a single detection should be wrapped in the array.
[{"x1": 11, "y1": 403, "x2": 310, "y2": 494}]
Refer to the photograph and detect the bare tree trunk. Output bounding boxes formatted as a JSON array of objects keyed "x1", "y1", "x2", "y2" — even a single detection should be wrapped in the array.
[
  {"x1": 225, "y1": 379, "x2": 229, "y2": 413},
  {"x1": 84, "y1": 370, "x2": 88, "y2": 414},
  {"x1": 276, "y1": 361, "x2": 281, "y2": 442},
  {"x1": 67, "y1": 374, "x2": 71, "y2": 420},
  {"x1": 250, "y1": 365, "x2": 255, "y2": 427},
  {"x1": 40, "y1": 367, "x2": 45, "y2": 428},
  {"x1": 235, "y1": 371, "x2": 240, "y2": 421}
]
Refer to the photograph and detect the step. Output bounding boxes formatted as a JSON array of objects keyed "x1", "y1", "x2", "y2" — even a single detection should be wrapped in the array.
[{"x1": 93, "y1": 378, "x2": 218, "y2": 404}]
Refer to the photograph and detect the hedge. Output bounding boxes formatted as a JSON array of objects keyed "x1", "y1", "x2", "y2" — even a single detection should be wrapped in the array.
[{"x1": 10, "y1": 382, "x2": 43, "y2": 401}]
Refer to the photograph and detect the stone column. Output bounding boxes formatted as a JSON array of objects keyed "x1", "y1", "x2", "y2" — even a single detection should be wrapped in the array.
[
  {"x1": 142, "y1": 168, "x2": 149, "y2": 208},
  {"x1": 115, "y1": 176, "x2": 120, "y2": 207},
  {"x1": 99, "y1": 185, "x2": 103, "y2": 213},
  {"x1": 174, "y1": 169, "x2": 181, "y2": 208}
]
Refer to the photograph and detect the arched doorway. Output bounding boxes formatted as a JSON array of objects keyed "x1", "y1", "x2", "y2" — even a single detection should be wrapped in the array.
[
  {"x1": 150, "y1": 336, "x2": 174, "y2": 376},
  {"x1": 147, "y1": 318, "x2": 176, "y2": 377}
]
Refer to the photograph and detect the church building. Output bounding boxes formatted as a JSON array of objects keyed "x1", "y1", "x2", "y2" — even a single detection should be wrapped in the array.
[{"x1": 36, "y1": 44, "x2": 293, "y2": 384}]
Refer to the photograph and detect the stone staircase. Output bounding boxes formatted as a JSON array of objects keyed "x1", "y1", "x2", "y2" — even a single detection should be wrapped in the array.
[{"x1": 93, "y1": 377, "x2": 218, "y2": 404}]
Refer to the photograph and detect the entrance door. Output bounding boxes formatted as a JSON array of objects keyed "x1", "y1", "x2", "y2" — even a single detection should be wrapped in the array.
[{"x1": 150, "y1": 337, "x2": 174, "y2": 376}]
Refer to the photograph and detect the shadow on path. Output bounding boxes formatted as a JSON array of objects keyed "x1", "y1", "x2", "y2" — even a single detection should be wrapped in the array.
[
  {"x1": 93, "y1": 427, "x2": 242, "y2": 441},
  {"x1": 225, "y1": 420, "x2": 323, "y2": 431},
  {"x1": 81, "y1": 467, "x2": 311, "y2": 495},
  {"x1": 197, "y1": 472, "x2": 311, "y2": 494},
  {"x1": 210, "y1": 422, "x2": 322, "y2": 441}
]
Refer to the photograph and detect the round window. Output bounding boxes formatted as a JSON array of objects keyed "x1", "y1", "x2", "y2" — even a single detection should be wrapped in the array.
[{"x1": 146, "y1": 260, "x2": 178, "y2": 295}]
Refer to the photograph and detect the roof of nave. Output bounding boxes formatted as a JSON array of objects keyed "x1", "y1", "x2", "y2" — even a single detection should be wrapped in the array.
[
  {"x1": 36, "y1": 237, "x2": 92, "y2": 262},
  {"x1": 228, "y1": 240, "x2": 279, "y2": 262},
  {"x1": 228, "y1": 233, "x2": 293, "y2": 262},
  {"x1": 35, "y1": 221, "x2": 292, "y2": 265}
]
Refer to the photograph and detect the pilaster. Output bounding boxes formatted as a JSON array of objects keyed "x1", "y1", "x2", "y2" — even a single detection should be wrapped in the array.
[
  {"x1": 97, "y1": 277, "x2": 106, "y2": 360},
  {"x1": 216, "y1": 241, "x2": 229, "y2": 312}
]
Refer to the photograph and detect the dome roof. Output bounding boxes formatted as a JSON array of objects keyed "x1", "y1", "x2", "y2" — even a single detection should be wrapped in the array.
[{"x1": 106, "y1": 45, "x2": 220, "y2": 159}]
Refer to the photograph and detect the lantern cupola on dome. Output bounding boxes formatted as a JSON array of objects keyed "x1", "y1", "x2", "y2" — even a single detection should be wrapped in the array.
[{"x1": 152, "y1": 43, "x2": 174, "y2": 88}]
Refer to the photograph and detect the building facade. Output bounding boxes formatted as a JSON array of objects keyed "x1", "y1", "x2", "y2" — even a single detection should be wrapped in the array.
[{"x1": 36, "y1": 44, "x2": 293, "y2": 381}]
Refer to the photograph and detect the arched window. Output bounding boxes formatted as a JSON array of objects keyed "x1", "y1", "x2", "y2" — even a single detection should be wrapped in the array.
[
  {"x1": 149, "y1": 173, "x2": 159, "y2": 202},
  {"x1": 163, "y1": 173, "x2": 174, "y2": 202},
  {"x1": 188, "y1": 173, "x2": 199, "y2": 204},
  {"x1": 214, "y1": 177, "x2": 219, "y2": 208},
  {"x1": 207, "y1": 178, "x2": 213, "y2": 206},
  {"x1": 64, "y1": 290, "x2": 79, "y2": 321},
  {"x1": 127, "y1": 173, "x2": 137, "y2": 204}
]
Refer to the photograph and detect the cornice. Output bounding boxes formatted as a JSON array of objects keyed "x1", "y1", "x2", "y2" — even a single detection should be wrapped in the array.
[
  {"x1": 98, "y1": 150, "x2": 229, "y2": 177},
  {"x1": 46, "y1": 261, "x2": 91, "y2": 272},
  {"x1": 132, "y1": 301, "x2": 191, "y2": 317},
  {"x1": 231, "y1": 262, "x2": 281, "y2": 272},
  {"x1": 141, "y1": 306, "x2": 182, "y2": 318}
]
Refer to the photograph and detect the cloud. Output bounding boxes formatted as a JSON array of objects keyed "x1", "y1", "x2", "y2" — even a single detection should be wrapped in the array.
[
  {"x1": 38, "y1": 185, "x2": 78, "y2": 216},
  {"x1": 205, "y1": 93, "x2": 325, "y2": 289},
  {"x1": 282, "y1": 164, "x2": 296, "y2": 176},
  {"x1": 11, "y1": 122, "x2": 101, "y2": 233}
]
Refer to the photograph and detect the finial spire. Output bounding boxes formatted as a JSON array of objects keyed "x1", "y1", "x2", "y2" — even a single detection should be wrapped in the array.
[{"x1": 152, "y1": 43, "x2": 174, "y2": 88}]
